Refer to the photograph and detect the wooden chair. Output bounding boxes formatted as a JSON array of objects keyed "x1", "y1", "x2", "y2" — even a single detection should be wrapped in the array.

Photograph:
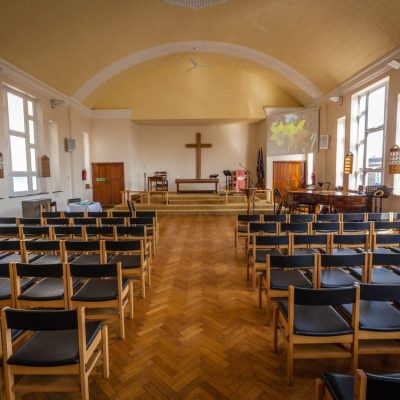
[
  {"x1": 100, "y1": 217, "x2": 126, "y2": 227},
  {"x1": 263, "y1": 214, "x2": 287, "y2": 223},
  {"x1": 155, "y1": 171, "x2": 168, "y2": 191},
  {"x1": 136, "y1": 211, "x2": 159, "y2": 243},
  {"x1": 53, "y1": 225, "x2": 85, "y2": 240},
  {"x1": 330, "y1": 233, "x2": 370, "y2": 255},
  {"x1": 234, "y1": 214, "x2": 261, "y2": 247},
  {"x1": 289, "y1": 214, "x2": 314, "y2": 223},
  {"x1": 18, "y1": 226, "x2": 53, "y2": 241},
  {"x1": 41, "y1": 211, "x2": 63, "y2": 218},
  {"x1": 280, "y1": 222, "x2": 310, "y2": 235},
  {"x1": 103, "y1": 239, "x2": 148, "y2": 298},
  {"x1": 18, "y1": 218, "x2": 43, "y2": 227},
  {"x1": 371, "y1": 232, "x2": 400, "y2": 254},
  {"x1": 338, "y1": 283, "x2": 400, "y2": 366},
  {"x1": 0, "y1": 226, "x2": 19, "y2": 240},
  {"x1": 67, "y1": 262, "x2": 134, "y2": 340},
  {"x1": 260, "y1": 253, "x2": 316, "y2": 325},
  {"x1": 0, "y1": 218, "x2": 18, "y2": 226},
  {"x1": 87, "y1": 211, "x2": 108, "y2": 218},
  {"x1": 368, "y1": 252, "x2": 400, "y2": 284},
  {"x1": 372, "y1": 221, "x2": 400, "y2": 234},
  {"x1": 128, "y1": 217, "x2": 157, "y2": 255},
  {"x1": 246, "y1": 222, "x2": 278, "y2": 265},
  {"x1": 315, "y1": 213, "x2": 340, "y2": 223},
  {"x1": 72, "y1": 217, "x2": 98, "y2": 227},
  {"x1": 84, "y1": 225, "x2": 116, "y2": 240},
  {"x1": 315, "y1": 369, "x2": 400, "y2": 400},
  {"x1": 1, "y1": 307, "x2": 109, "y2": 400},
  {"x1": 127, "y1": 199, "x2": 136, "y2": 215},
  {"x1": 312, "y1": 222, "x2": 341, "y2": 234},
  {"x1": 12, "y1": 262, "x2": 70, "y2": 309},
  {"x1": 111, "y1": 211, "x2": 133, "y2": 218},
  {"x1": 248, "y1": 235, "x2": 290, "y2": 290},
  {"x1": 341, "y1": 221, "x2": 371, "y2": 235},
  {"x1": 317, "y1": 253, "x2": 367, "y2": 288},
  {"x1": 44, "y1": 217, "x2": 71, "y2": 227},
  {"x1": 273, "y1": 285, "x2": 359, "y2": 385},
  {"x1": 64, "y1": 211, "x2": 85, "y2": 218},
  {"x1": 341, "y1": 213, "x2": 367, "y2": 222},
  {"x1": 0, "y1": 240, "x2": 35, "y2": 267}
]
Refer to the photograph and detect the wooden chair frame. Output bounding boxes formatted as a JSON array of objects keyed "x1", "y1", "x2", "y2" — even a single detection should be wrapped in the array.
[
  {"x1": 234, "y1": 214, "x2": 261, "y2": 247},
  {"x1": 273, "y1": 285, "x2": 360, "y2": 385},
  {"x1": 1, "y1": 307, "x2": 109, "y2": 400}
]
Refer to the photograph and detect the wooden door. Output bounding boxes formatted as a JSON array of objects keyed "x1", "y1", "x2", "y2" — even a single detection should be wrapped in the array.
[
  {"x1": 273, "y1": 161, "x2": 306, "y2": 200},
  {"x1": 92, "y1": 162, "x2": 125, "y2": 207}
]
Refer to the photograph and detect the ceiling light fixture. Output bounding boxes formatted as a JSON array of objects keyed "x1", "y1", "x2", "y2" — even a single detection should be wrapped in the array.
[
  {"x1": 328, "y1": 96, "x2": 343, "y2": 105},
  {"x1": 161, "y1": 0, "x2": 228, "y2": 10},
  {"x1": 388, "y1": 59, "x2": 400, "y2": 70}
]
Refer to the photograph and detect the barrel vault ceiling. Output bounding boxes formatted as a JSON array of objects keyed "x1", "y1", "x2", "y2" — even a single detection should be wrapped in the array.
[{"x1": 0, "y1": 0, "x2": 399, "y2": 121}]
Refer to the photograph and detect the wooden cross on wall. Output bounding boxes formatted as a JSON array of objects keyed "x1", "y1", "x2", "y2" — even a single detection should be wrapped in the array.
[{"x1": 185, "y1": 132, "x2": 212, "y2": 179}]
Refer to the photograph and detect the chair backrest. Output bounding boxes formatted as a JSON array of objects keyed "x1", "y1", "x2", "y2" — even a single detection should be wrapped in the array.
[
  {"x1": 373, "y1": 233, "x2": 400, "y2": 249},
  {"x1": 316, "y1": 213, "x2": 340, "y2": 222},
  {"x1": 45, "y1": 217, "x2": 70, "y2": 226},
  {"x1": 263, "y1": 214, "x2": 287, "y2": 223},
  {"x1": 63, "y1": 240, "x2": 102, "y2": 253},
  {"x1": 41, "y1": 211, "x2": 62, "y2": 218},
  {"x1": 18, "y1": 218, "x2": 42, "y2": 226},
  {"x1": 64, "y1": 211, "x2": 85, "y2": 218},
  {"x1": 342, "y1": 222, "x2": 371, "y2": 233},
  {"x1": 367, "y1": 212, "x2": 391, "y2": 222},
  {"x1": 87, "y1": 211, "x2": 108, "y2": 218},
  {"x1": 332, "y1": 233, "x2": 369, "y2": 248},
  {"x1": 0, "y1": 226, "x2": 19, "y2": 238},
  {"x1": 136, "y1": 211, "x2": 157, "y2": 219},
  {"x1": 359, "y1": 283, "x2": 400, "y2": 302},
  {"x1": 23, "y1": 239, "x2": 61, "y2": 253},
  {"x1": 103, "y1": 239, "x2": 143, "y2": 253},
  {"x1": 53, "y1": 225, "x2": 84, "y2": 239},
  {"x1": 291, "y1": 233, "x2": 329, "y2": 248},
  {"x1": 67, "y1": 198, "x2": 81, "y2": 205},
  {"x1": 19, "y1": 226, "x2": 53, "y2": 240},
  {"x1": 14, "y1": 262, "x2": 64, "y2": 279},
  {"x1": 0, "y1": 217, "x2": 18, "y2": 225},
  {"x1": 0, "y1": 239, "x2": 21, "y2": 254},
  {"x1": 72, "y1": 217, "x2": 97, "y2": 226},
  {"x1": 342, "y1": 213, "x2": 366, "y2": 222},
  {"x1": 68, "y1": 263, "x2": 120, "y2": 278},
  {"x1": 373, "y1": 221, "x2": 400, "y2": 232},
  {"x1": 84, "y1": 226, "x2": 115, "y2": 240},
  {"x1": 293, "y1": 286, "x2": 357, "y2": 306},
  {"x1": 267, "y1": 254, "x2": 316, "y2": 269},
  {"x1": 289, "y1": 214, "x2": 314, "y2": 223},
  {"x1": 280, "y1": 222, "x2": 310, "y2": 234},
  {"x1": 111, "y1": 211, "x2": 133, "y2": 218},
  {"x1": 248, "y1": 223, "x2": 278, "y2": 235},
  {"x1": 365, "y1": 372, "x2": 400, "y2": 399},
  {"x1": 3, "y1": 308, "x2": 79, "y2": 331},
  {"x1": 100, "y1": 217, "x2": 125, "y2": 226},
  {"x1": 254, "y1": 235, "x2": 290, "y2": 248},
  {"x1": 115, "y1": 225, "x2": 146, "y2": 238},
  {"x1": 371, "y1": 252, "x2": 400, "y2": 267},
  {"x1": 128, "y1": 217, "x2": 154, "y2": 227},
  {"x1": 312, "y1": 222, "x2": 340, "y2": 233},
  {"x1": 237, "y1": 214, "x2": 261, "y2": 223},
  {"x1": 320, "y1": 252, "x2": 367, "y2": 268}
]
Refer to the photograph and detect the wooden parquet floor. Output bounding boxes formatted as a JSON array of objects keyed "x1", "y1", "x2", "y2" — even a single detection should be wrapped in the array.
[{"x1": 22, "y1": 216, "x2": 400, "y2": 400}]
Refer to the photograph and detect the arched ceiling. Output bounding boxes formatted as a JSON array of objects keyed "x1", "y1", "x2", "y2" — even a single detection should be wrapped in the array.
[{"x1": 0, "y1": 0, "x2": 399, "y2": 120}]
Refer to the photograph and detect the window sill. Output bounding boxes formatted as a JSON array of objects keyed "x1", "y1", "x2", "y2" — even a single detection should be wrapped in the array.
[
  {"x1": 52, "y1": 190, "x2": 63, "y2": 193},
  {"x1": 9, "y1": 192, "x2": 50, "y2": 199}
]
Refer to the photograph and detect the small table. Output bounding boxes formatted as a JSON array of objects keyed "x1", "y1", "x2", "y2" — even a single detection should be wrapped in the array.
[
  {"x1": 175, "y1": 178, "x2": 219, "y2": 193},
  {"x1": 148, "y1": 176, "x2": 168, "y2": 191},
  {"x1": 66, "y1": 202, "x2": 102, "y2": 213}
]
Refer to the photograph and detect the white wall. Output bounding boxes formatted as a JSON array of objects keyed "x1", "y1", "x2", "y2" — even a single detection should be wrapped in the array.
[
  {"x1": 0, "y1": 72, "x2": 91, "y2": 216},
  {"x1": 90, "y1": 120, "x2": 263, "y2": 191}
]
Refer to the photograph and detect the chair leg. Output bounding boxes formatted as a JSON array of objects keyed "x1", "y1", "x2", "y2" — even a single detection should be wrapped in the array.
[
  {"x1": 102, "y1": 325, "x2": 110, "y2": 379},
  {"x1": 141, "y1": 275, "x2": 146, "y2": 298},
  {"x1": 352, "y1": 338, "x2": 359, "y2": 372},
  {"x1": 80, "y1": 369, "x2": 89, "y2": 400},
  {"x1": 315, "y1": 378, "x2": 325, "y2": 400},
  {"x1": 148, "y1": 261, "x2": 152, "y2": 288},
  {"x1": 252, "y1": 267, "x2": 257, "y2": 291},
  {"x1": 287, "y1": 340, "x2": 294, "y2": 386},
  {"x1": 272, "y1": 305, "x2": 279, "y2": 352},
  {"x1": 265, "y1": 293, "x2": 271, "y2": 326},
  {"x1": 119, "y1": 304, "x2": 125, "y2": 340},
  {"x1": 258, "y1": 275, "x2": 263, "y2": 308},
  {"x1": 4, "y1": 367, "x2": 15, "y2": 400},
  {"x1": 234, "y1": 231, "x2": 238, "y2": 247},
  {"x1": 129, "y1": 282, "x2": 134, "y2": 319}
]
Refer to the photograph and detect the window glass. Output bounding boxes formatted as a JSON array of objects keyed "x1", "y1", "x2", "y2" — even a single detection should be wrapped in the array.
[
  {"x1": 30, "y1": 148, "x2": 36, "y2": 172},
  {"x1": 7, "y1": 92, "x2": 25, "y2": 132},
  {"x1": 10, "y1": 135, "x2": 27, "y2": 171},
  {"x1": 366, "y1": 130, "x2": 383, "y2": 169},
  {"x1": 367, "y1": 86, "x2": 385, "y2": 129},
  {"x1": 13, "y1": 176, "x2": 29, "y2": 192},
  {"x1": 28, "y1": 120, "x2": 35, "y2": 144}
]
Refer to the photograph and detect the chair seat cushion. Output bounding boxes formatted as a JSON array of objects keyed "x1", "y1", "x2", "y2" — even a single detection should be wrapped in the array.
[
  {"x1": 322, "y1": 372, "x2": 354, "y2": 400},
  {"x1": 255, "y1": 249, "x2": 283, "y2": 262},
  {"x1": 70, "y1": 254, "x2": 102, "y2": 265},
  {"x1": 72, "y1": 278, "x2": 129, "y2": 301},
  {"x1": 332, "y1": 248, "x2": 361, "y2": 255},
  {"x1": 31, "y1": 255, "x2": 62, "y2": 264},
  {"x1": 293, "y1": 248, "x2": 320, "y2": 255},
  {"x1": 18, "y1": 278, "x2": 81, "y2": 301},
  {"x1": 0, "y1": 254, "x2": 39, "y2": 264},
  {"x1": 320, "y1": 269, "x2": 359, "y2": 288},
  {"x1": 278, "y1": 301, "x2": 353, "y2": 336},
  {"x1": 371, "y1": 268, "x2": 400, "y2": 284},
  {"x1": 7, "y1": 321, "x2": 103, "y2": 367},
  {"x1": 374, "y1": 247, "x2": 396, "y2": 254},
  {"x1": 108, "y1": 255, "x2": 141, "y2": 269},
  {"x1": 270, "y1": 270, "x2": 312, "y2": 290},
  {"x1": 341, "y1": 301, "x2": 400, "y2": 331},
  {"x1": 0, "y1": 277, "x2": 35, "y2": 300}
]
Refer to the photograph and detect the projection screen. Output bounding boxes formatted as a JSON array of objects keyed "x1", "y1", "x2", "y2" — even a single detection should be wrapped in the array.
[{"x1": 266, "y1": 108, "x2": 320, "y2": 156}]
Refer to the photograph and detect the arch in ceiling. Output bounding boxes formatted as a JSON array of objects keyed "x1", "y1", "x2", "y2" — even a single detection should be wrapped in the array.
[{"x1": 72, "y1": 41, "x2": 323, "y2": 103}]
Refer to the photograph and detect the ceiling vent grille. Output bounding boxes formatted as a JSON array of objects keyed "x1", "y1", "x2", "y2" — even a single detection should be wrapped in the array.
[{"x1": 161, "y1": 0, "x2": 228, "y2": 10}]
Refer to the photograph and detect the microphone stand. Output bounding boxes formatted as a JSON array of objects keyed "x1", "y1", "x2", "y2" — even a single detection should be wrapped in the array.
[{"x1": 239, "y1": 163, "x2": 256, "y2": 214}]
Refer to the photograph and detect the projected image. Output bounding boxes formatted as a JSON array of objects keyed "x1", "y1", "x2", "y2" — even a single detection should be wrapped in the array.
[{"x1": 267, "y1": 109, "x2": 319, "y2": 156}]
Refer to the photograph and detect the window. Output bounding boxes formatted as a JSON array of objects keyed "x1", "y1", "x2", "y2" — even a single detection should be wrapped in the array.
[
  {"x1": 335, "y1": 117, "x2": 345, "y2": 188},
  {"x1": 350, "y1": 80, "x2": 387, "y2": 190},
  {"x1": 5, "y1": 88, "x2": 39, "y2": 195},
  {"x1": 49, "y1": 121, "x2": 61, "y2": 191},
  {"x1": 307, "y1": 152, "x2": 314, "y2": 185}
]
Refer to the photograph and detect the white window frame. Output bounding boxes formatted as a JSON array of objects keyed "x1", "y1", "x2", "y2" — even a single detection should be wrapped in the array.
[
  {"x1": 4, "y1": 87, "x2": 40, "y2": 196},
  {"x1": 350, "y1": 79, "x2": 388, "y2": 190},
  {"x1": 335, "y1": 117, "x2": 346, "y2": 188}
]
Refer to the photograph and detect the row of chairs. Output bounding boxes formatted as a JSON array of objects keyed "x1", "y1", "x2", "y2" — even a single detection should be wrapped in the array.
[
  {"x1": 0, "y1": 239, "x2": 150, "y2": 298},
  {"x1": 273, "y1": 283, "x2": 400, "y2": 385},
  {"x1": 1, "y1": 261, "x2": 133, "y2": 339},
  {"x1": 260, "y1": 252, "x2": 400, "y2": 323},
  {"x1": 248, "y1": 232, "x2": 400, "y2": 289}
]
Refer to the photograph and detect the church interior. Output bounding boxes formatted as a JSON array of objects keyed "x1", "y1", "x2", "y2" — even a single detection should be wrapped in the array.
[{"x1": 1, "y1": 0, "x2": 400, "y2": 399}]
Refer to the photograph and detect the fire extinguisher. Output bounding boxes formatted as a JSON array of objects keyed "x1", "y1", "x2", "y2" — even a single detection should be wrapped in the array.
[
  {"x1": 311, "y1": 171, "x2": 316, "y2": 186},
  {"x1": 81, "y1": 169, "x2": 87, "y2": 181}
]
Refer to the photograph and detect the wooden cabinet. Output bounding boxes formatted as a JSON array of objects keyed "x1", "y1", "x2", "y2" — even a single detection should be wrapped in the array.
[{"x1": 21, "y1": 198, "x2": 52, "y2": 218}]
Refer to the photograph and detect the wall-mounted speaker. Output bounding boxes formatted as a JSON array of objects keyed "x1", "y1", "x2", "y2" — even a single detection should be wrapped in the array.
[
  {"x1": 64, "y1": 138, "x2": 76, "y2": 152},
  {"x1": 319, "y1": 135, "x2": 329, "y2": 150}
]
